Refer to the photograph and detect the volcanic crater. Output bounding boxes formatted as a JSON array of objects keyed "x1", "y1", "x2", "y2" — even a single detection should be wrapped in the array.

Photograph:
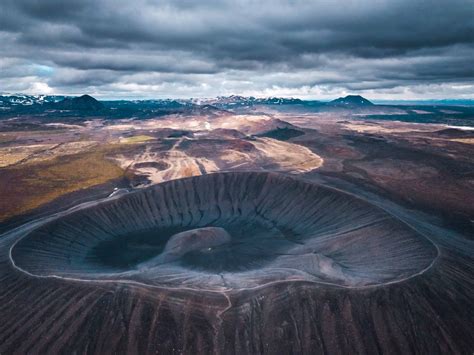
[{"x1": 11, "y1": 172, "x2": 437, "y2": 290}]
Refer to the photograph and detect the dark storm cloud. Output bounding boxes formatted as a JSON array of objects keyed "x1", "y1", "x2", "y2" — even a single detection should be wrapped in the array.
[{"x1": 1, "y1": 0, "x2": 473, "y2": 98}]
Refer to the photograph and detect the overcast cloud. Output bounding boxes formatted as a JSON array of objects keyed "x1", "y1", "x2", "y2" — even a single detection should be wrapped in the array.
[{"x1": 1, "y1": 0, "x2": 473, "y2": 99}]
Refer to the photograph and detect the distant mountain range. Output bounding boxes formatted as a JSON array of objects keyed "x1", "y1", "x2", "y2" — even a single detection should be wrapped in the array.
[
  {"x1": 0, "y1": 94, "x2": 105, "y2": 112},
  {"x1": 1, "y1": 94, "x2": 374, "y2": 110},
  {"x1": 0, "y1": 94, "x2": 195, "y2": 111},
  {"x1": 198, "y1": 95, "x2": 308, "y2": 107},
  {"x1": 3, "y1": 94, "x2": 474, "y2": 111},
  {"x1": 195, "y1": 95, "x2": 378, "y2": 110},
  {"x1": 0, "y1": 94, "x2": 66, "y2": 107}
]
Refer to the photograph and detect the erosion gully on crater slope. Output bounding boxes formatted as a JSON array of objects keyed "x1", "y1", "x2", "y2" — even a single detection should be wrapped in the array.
[{"x1": 11, "y1": 172, "x2": 437, "y2": 290}]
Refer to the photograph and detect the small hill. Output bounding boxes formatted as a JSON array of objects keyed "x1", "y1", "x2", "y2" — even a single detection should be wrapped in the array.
[
  {"x1": 54, "y1": 95, "x2": 104, "y2": 111},
  {"x1": 329, "y1": 95, "x2": 374, "y2": 107}
]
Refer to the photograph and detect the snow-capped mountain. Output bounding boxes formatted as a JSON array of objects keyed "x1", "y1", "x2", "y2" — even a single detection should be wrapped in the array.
[{"x1": 0, "y1": 94, "x2": 66, "y2": 107}]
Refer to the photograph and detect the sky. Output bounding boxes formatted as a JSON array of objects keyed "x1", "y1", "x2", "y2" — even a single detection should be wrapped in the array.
[{"x1": 1, "y1": 0, "x2": 473, "y2": 100}]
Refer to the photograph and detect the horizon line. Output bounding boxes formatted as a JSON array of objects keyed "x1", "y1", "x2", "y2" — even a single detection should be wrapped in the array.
[{"x1": 2, "y1": 92, "x2": 474, "y2": 103}]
